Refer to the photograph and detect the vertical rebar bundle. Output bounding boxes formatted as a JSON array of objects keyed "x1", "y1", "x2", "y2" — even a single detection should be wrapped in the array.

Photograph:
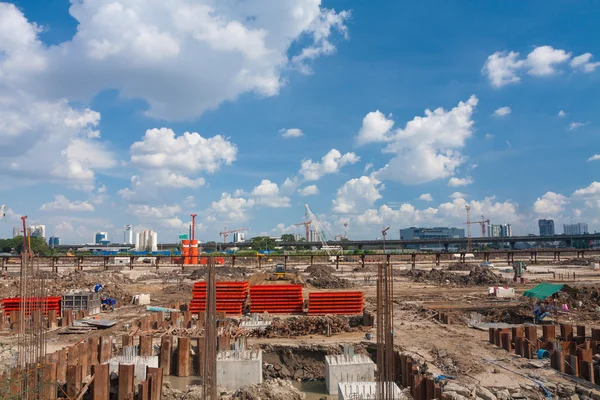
[
  {"x1": 17, "y1": 216, "x2": 48, "y2": 399},
  {"x1": 376, "y1": 260, "x2": 394, "y2": 399},
  {"x1": 203, "y1": 257, "x2": 218, "y2": 399}
]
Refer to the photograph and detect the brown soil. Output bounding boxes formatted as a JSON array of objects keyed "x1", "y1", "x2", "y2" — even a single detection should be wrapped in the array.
[
  {"x1": 305, "y1": 264, "x2": 354, "y2": 289},
  {"x1": 253, "y1": 315, "x2": 358, "y2": 338},
  {"x1": 406, "y1": 266, "x2": 508, "y2": 286}
]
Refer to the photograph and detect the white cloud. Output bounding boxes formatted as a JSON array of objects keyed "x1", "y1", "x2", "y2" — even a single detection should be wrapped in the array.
[
  {"x1": 364, "y1": 163, "x2": 374, "y2": 173},
  {"x1": 493, "y1": 106, "x2": 511, "y2": 117},
  {"x1": 300, "y1": 149, "x2": 360, "y2": 181},
  {"x1": 279, "y1": 128, "x2": 304, "y2": 138},
  {"x1": 449, "y1": 192, "x2": 467, "y2": 199},
  {"x1": 128, "y1": 204, "x2": 182, "y2": 219},
  {"x1": 356, "y1": 110, "x2": 394, "y2": 145},
  {"x1": 573, "y1": 182, "x2": 600, "y2": 197},
  {"x1": 418, "y1": 193, "x2": 433, "y2": 202},
  {"x1": 570, "y1": 53, "x2": 600, "y2": 73},
  {"x1": 483, "y1": 45, "x2": 600, "y2": 87},
  {"x1": 2, "y1": 1, "x2": 350, "y2": 120},
  {"x1": 482, "y1": 51, "x2": 525, "y2": 87},
  {"x1": 568, "y1": 122, "x2": 588, "y2": 131},
  {"x1": 183, "y1": 196, "x2": 196, "y2": 208},
  {"x1": 448, "y1": 177, "x2": 473, "y2": 187},
  {"x1": 161, "y1": 217, "x2": 188, "y2": 230},
  {"x1": 280, "y1": 177, "x2": 300, "y2": 196},
  {"x1": 485, "y1": 133, "x2": 494, "y2": 140},
  {"x1": 39, "y1": 195, "x2": 95, "y2": 212},
  {"x1": 532, "y1": 192, "x2": 568, "y2": 216},
  {"x1": 373, "y1": 95, "x2": 478, "y2": 184},
  {"x1": 209, "y1": 193, "x2": 255, "y2": 221},
  {"x1": 526, "y1": 46, "x2": 571, "y2": 76},
  {"x1": 298, "y1": 185, "x2": 320, "y2": 196},
  {"x1": 250, "y1": 180, "x2": 290, "y2": 208},
  {"x1": 332, "y1": 175, "x2": 384, "y2": 214},
  {"x1": 588, "y1": 155, "x2": 600, "y2": 162},
  {"x1": 558, "y1": 110, "x2": 566, "y2": 117}
]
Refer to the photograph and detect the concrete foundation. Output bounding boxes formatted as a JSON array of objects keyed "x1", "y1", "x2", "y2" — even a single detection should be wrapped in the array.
[
  {"x1": 337, "y1": 382, "x2": 404, "y2": 400},
  {"x1": 325, "y1": 354, "x2": 375, "y2": 395},
  {"x1": 108, "y1": 346, "x2": 159, "y2": 382},
  {"x1": 216, "y1": 350, "x2": 262, "y2": 390}
]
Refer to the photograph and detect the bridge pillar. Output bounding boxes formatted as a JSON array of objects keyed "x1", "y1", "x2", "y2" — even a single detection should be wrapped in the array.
[
  {"x1": 444, "y1": 243, "x2": 449, "y2": 252},
  {"x1": 231, "y1": 256, "x2": 236, "y2": 268},
  {"x1": 411, "y1": 254, "x2": 416, "y2": 269},
  {"x1": 510, "y1": 241, "x2": 516, "y2": 250},
  {"x1": 565, "y1": 239, "x2": 572, "y2": 248},
  {"x1": 460, "y1": 253, "x2": 465, "y2": 263},
  {"x1": 336, "y1": 255, "x2": 339, "y2": 270},
  {"x1": 130, "y1": 256, "x2": 135, "y2": 270},
  {"x1": 310, "y1": 255, "x2": 314, "y2": 266},
  {"x1": 435, "y1": 253, "x2": 440, "y2": 267},
  {"x1": 510, "y1": 252, "x2": 514, "y2": 264},
  {"x1": 506, "y1": 252, "x2": 511, "y2": 266},
  {"x1": 103, "y1": 256, "x2": 108, "y2": 271},
  {"x1": 156, "y1": 256, "x2": 161, "y2": 269},
  {"x1": 360, "y1": 254, "x2": 365, "y2": 269}
]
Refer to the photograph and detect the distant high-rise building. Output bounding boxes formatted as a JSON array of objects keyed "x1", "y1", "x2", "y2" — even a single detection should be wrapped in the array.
[
  {"x1": 488, "y1": 224, "x2": 513, "y2": 238},
  {"x1": 232, "y1": 232, "x2": 245, "y2": 243},
  {"x1": 124, "y1": 225, "x2": 133, "y2": 244},
  {"x1": 539, "y1": 219, "x2": 555, "y2": 236},
  {"x1": 293, "y1": 233, "x2": 303, "y2": 241},
  {"x1": 48, "y1": 236, "x2": 60, "y2": 247},
  {"x1": 563, "y1": 223, "x2": 589, "y2": 235},
  {"x1": 30, "y1": 225, "x2": 46, "y2": 239},
  {"x1": 135, "y1": 230, "x2": 158, "y2": 251},
  {"x1": 12, "y1": 227, "x2": 20, "y2": 238},
  {"x1": 308, "y1": 230, "x2": 323, "y2": 242},
  {"x1": 95, "y1": 232, "x2": 108, "y2": 244},
  {"x1": 399, "y1": 227, "x2": 465, "y2": 250}
]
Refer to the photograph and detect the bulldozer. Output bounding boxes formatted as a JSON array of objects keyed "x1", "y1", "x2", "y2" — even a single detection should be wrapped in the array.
[{"x1": 267, "y1": 264, "x2": 302, "y2": 284}]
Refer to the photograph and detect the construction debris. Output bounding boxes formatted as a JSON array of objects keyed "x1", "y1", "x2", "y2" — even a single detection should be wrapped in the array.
[
  {"x1": 406, "y1": 266, "x2": 508, "y2": 286},
  {"x1": 253, "y1": 315, "x2": 356, "y2": 338},
  {"x1": 305, "y1": 264, "x2": 354, "y2": 289},
  {"x1": 233, "y1": 379, "x2": 305, "y2": 400}
]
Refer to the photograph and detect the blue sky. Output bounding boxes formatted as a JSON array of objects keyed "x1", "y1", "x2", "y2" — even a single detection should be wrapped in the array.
[{"x1": 1, "y1": 0, "x2": 599, "y2": 244}]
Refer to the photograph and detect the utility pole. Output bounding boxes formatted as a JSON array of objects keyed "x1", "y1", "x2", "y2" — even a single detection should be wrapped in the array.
[{"x1": 190, "y1": 214, "x2": 197, "y2": 241}]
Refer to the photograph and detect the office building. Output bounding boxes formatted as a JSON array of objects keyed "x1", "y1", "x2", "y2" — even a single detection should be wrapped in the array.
[
  {"x1": 563, "y1": 223, "x2": 589, "y2": 235},
  {"x1": 95, "y1": 232, "x2": 108, "y2": 244},
  {"x1": 400, "y1": 227, "x2": 465, "y2": 250},
  {"x1": 124, "y1": 225, "x2": 133, "y2": 244},
  {"x1": 539, "y1": 219, "x2": 555, "y2": 236},
  {"x1": 48, "y1": 236, "x2": 60, "y2": 247},
  {"x1": 293, "y1": 233, "x2": 304, "y2": 241},
  {"x1": 30, "y1": 225, "x2": 46, "y2": 239},
  {"x1": 12, "y1": 227, "x2": 20, "y2": 238},
  {"x1": 232, "y1": 232, "x2": 245, "y2": 243},
  {"x1": 135, "y1": 230, "x2": 158, "y2": 251},
  {"x1": 488, "y1": 224, "x2": 512, "y2": 238}
]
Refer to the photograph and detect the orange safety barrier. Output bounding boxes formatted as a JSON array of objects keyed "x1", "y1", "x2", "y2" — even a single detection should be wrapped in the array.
[
  {"x1": 307, "y1": 291, "x2": 363, "y2": 315},
  {"x1": 189, "y1": 281, "x2": 248, "y2": 315},
  {"x1": 249, "y1": 284, "x2": 303, "y2": 314}
]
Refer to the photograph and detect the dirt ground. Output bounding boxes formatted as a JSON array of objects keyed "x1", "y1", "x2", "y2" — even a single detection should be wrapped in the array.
[{"x1": 1, "y1": 260, "x2": 599, "y2": 399}]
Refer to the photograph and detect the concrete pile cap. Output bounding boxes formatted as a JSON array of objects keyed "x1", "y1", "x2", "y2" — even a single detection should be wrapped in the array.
[
  {"x1": 217, "y1": 349, "x2": 261, "y2": 361},
  {"x1": 325, "y1": 354, "x2": 374, "y2": 365}
]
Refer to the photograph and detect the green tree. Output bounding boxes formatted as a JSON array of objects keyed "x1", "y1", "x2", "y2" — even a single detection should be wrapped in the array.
[
  {"x1": 280, "y1": 234, "x2": 295, "y2": 242},
  {"x1": 251, "y1": 236, "x2": 277, "y2": 251},
  {"x1": 0, "y1": 236, "x2": 52, "y2": 255}
]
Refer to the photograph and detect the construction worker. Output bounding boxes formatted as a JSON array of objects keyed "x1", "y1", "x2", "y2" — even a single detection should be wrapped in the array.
[{"x1": 94, "y1": 283, "x2": 104, "y2": 293}]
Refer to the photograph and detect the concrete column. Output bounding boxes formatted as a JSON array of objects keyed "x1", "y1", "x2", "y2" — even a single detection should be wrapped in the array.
[
  {"x1": 91, "y1": 364, "x2": 110, "y2": 400},
  {"x1": 159, "y1": 336, "x2": 173, "y2": 375},
  {"x1": 118, "y1": 364, "x2": 135, "y2": 400},
  {"x1": 177, "y1": 337, "x2": 191, "y2": 376},
  {"x1": 66, "y1": 365, "x2": 83, "y2": 397},
  {"x1": 140, "y1": 336, "x2": 153, "y2": 357}
]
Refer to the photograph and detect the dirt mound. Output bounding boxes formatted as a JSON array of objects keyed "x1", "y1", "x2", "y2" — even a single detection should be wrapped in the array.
[
  {"x1": 233, "y1": 379, "x2": 304, "y2": 400},
  {"x1": 446, "y1": 263, "x2": 473, "y2": 271},
  {"x1": 44, "y1": 271, "x2": 134, "y2": 303},
  {"x1": 407, "y1": 266, "x2": 507, "y2": 286},
  {"x1": 254, "y1": 315, "x2": 355, "y2": 338},
  {"x1": 568, "y1": 285, "x2": 600, "y2": 310},
  {"x1": 162, "y1": 283, "x2": 193, "y2": 295},
  {"x1": 558, "y1": 258, "x2": 598, "y2": 266},
  {"x1": 189, "y1": 265, "x2": 251, "y2": 281},
  {"x1": 305, "y1": 264, "x2": 353, "y2": 289}
]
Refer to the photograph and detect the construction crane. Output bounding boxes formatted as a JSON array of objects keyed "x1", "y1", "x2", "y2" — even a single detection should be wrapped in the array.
[
  {"x1": 219, "y1": 227, "x2": 249, "y2": 243},
  {"x1": 0, "y1": 205, "x2": 5, "y2": 220},
  {"x1": 304, "y1": 204, "x2": 342, "y2": 261},
  {"x1": 465, "y1": 205, "x2": 472, "y2": 252},
  {"x1": 344, "y1": 222, "x2": 348, "y2": 239},
  {"x1": 293, "y1": 220, "x2": 312, "y2": 242},
  {"x1": 382, "y1": 226, "x2": 390, "y2": 252},
  {"x1": 190, "y1": 214, "x2": 197, "y2": 240}
]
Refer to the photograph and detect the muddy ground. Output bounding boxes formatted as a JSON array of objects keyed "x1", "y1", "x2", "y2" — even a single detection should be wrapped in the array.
[{"x1": 0, "y1": 260, "x2": 599, "y2": 399}]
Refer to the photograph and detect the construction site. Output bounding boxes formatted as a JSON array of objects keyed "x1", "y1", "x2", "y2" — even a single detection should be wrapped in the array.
[{"x1": 1, "y1": 210, "x2": 600, "y2": 400}]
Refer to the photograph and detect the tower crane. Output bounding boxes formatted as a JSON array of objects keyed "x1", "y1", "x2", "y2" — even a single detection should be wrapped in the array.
[
  {"x1": 464, "y1": 209, "x2": 490, "y2": 252},
  {"x1": 219, "y1": 227, "x2": 249, "y2": 243},
  {"x1": 382, "y1": 226, "x2": 390, "y2": 252},
  {"x1": 0, "y1": 205, "x2": 6, "y2": 220},
  {"x1": 293, "y1": 220, "x2": 312, "y2": 242}
]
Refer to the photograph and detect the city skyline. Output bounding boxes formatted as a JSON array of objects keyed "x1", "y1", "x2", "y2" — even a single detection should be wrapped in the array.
[{"x1": 0, "y1": 1, "x2": 599, "y2": 244}]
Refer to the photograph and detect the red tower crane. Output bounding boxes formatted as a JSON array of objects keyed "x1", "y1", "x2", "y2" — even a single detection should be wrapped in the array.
[
  {"x1": 219, "y1": 227, "x2": 249, "y2": 243},
  {"x1": 190, "y1": 214, "x2": 197, "y2": 241},
  {"x1": 293, "y1": 220, "x2": 312, "y2": 242}
]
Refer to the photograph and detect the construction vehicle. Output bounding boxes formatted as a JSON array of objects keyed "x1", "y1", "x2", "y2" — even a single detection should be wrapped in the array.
[
  {"x1": 513, "y1": 261, "x2": 527, "y2": 280},
  {"x1": 267, "y1": 263, "x2": 302, "y2": 283}
]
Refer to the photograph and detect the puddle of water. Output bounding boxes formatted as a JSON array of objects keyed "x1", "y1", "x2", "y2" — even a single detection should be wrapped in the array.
[
  {"x1": 162, "y1": 375, "x2": 203, "y2": 390},
  {"x1": 292, "y1": 380, "x2": 329, "y2": 400}
]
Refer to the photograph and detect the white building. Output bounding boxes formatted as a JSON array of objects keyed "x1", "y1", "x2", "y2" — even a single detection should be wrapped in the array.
[
  {"x1": 564, "y1": 223, "x2": 589, "y2": 235},
  {"x1": 124, "y1": 225, "x2": 133, "y2": 244},
  {"x1": 488, "y1": 224, "x2": 512, "y2": 238},
  {"x1": 135, "y1": 230, "x2": 158, "y2": 251},
  {"x1": 12, "y1": 227, "x2": 20, "y2": 238},
  {"x1": 30, "y1": 225, "x2": 46, "y2": 239},
  {"x1": 293, "y1": 233, "x2": 303, "y2": 241},
  {"x1": 232, "y1": 232, "x2": 245, "y2": 243},
  {"x1": 309, "y1": 230, "x2": 323, "y2": 242}
]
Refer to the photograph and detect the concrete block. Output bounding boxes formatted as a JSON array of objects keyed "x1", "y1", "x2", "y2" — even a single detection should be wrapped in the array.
[
  {"x1": 216, "y1": 350, "x2": 262, "y2": 391},
  {"x1": 325, "y1": 354, "x2": 375, "y2": 395},
  {"x1": 337, "y1": 382, "x2": 403, "y2": 400}
]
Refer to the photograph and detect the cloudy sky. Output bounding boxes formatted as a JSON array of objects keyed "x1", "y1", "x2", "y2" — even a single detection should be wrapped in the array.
[{"x1": 1, "y1": 0, "x2": 599, "y2": 244}]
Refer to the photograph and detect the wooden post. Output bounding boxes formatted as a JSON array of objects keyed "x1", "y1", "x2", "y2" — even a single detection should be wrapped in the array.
[
  {"x1": 118, "y1": 364, "x2": 135, "y2": 400},
  {"x1": 160, "y1": 336, "x2": 173, "y2": 375},
  {"x1": 177, "y1": 337, "x2": 191, "y2": 377},
  {"x1": 91, "y1": 364, "x2": 110, "y2": 400}
]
